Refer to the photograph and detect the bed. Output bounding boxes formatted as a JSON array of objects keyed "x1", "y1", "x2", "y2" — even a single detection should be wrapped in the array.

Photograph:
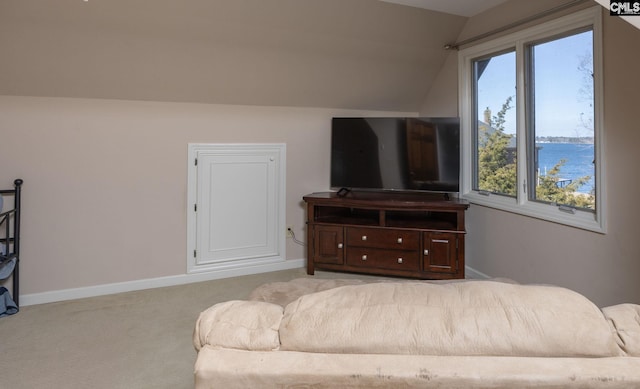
[{"x1": 1, "y1": 179, "x2": 23, "y2": 316}]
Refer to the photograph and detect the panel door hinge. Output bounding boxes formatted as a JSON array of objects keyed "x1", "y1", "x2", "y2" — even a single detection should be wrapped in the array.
[
  {"x1": 194, "y1": 158, "x2": 198, "y2": 166},
  {"x1": 194, "y1": 204, "x2": 197, "y2": 212},
  {"x1": 193, "y1": 250, "x2": 197, "y2": 258}
]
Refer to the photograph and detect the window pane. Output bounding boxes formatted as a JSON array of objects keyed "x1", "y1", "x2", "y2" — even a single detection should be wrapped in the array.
[
  {"x1": 473, "y1": 51, "x2": 517, "y2": 196},
  {"x1": 529, "y1": 30, "x2": 595, "y2": 211}
]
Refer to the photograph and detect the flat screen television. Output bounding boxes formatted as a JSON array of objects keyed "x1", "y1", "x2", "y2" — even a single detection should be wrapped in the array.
[{"x1": 331, "y1": 117, "x2": 460, "y2": 193}]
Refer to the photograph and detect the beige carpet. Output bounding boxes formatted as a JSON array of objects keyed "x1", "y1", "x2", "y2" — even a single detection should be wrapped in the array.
[{"x1": 0, "y1": 268, "x2": 386, "y2": 389}]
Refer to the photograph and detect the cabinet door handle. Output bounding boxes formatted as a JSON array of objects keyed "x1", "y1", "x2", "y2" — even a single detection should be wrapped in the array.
[
  {"x1": 361, "y1": 235, "x2": 367, "y2": 241},
  {"x1": 361, "y1": 254, "x2": 367, "y2": 261},
  {"x1": 397, "y1": 237, "x2": 403, "y2": 244},
  {"x1": 433, "y1": 239, "x2": 449, "y2": 244},
  {"x1": 337, "y1": 243, "x2": 343, "y2": 249},
  {"x1": 424, "y1": 249, "x2": 429, "y2": 255},
  {"x1": 397, "y1": 258, "x2": 403, "y2": 264}
]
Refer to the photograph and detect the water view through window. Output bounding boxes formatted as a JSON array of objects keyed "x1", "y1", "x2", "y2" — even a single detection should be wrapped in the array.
[
  {"x1": 473, "y1": 29, "x2": 595, "y2": 211},
  {"x1": 529, "y1": 30, "x2": 595, "y2": 210}
]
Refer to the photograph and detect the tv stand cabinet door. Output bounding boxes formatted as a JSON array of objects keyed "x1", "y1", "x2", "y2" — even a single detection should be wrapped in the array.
[
  {"x1": 312, "y1": 225, "x2": 345, "y2": 265},
  {"x1": 423, "y1": 232, "x2": 460, "y2": 274}
]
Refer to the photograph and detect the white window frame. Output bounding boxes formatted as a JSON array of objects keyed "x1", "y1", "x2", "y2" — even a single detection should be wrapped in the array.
[{"x1": 458, "y1": 6, "x2": 605, "y2": 233}]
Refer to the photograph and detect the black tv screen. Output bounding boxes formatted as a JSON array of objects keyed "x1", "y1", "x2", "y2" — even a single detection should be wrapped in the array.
[{"x1": 330, "y1": 117, "x2": 460, "y2": 193}]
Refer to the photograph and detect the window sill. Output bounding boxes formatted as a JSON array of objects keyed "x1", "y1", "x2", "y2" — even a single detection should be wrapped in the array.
[{"x1": 463, "y1": 191, "x2": 605, "y2": 234}]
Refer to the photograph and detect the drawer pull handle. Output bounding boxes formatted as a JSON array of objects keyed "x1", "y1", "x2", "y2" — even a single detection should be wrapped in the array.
[
  {"x1": 424, "y1": 249, "x2": 429, "y2": 255},
  {"x1": 337, "y1": 243, "x2": 343, "y2": 249},
  {"x1": 361, "y1": 255, "x2": 367, "y2": 261},
  {"x1": 397, "y1": 258, "x2": 403, "y2": 264},
  {"x1": 433, "y1": 239, "x2": 449, "y2": 244},
  {"x1": 397, "y1": 237, "x2": 403, "y2": 244},
  {"x1": 361, "y1": 235, "x2": 367, "y2": 241}
]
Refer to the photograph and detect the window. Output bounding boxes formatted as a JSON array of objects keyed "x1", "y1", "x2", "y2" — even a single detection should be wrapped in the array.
[
  {"x1": 459, "y1": 7, "x2": 604, "y2": 232},
  {"x1": 473, "y1": 50, "x2": 517, "y2": 197}
]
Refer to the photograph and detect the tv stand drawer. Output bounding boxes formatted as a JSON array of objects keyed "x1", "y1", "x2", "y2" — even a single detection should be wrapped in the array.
[
  {"x1": 346, "y1": 227, "x2": 419, "y2": 250},
  {"x1": 346, "y1": 248, "x2": 419, "y2": 271}
]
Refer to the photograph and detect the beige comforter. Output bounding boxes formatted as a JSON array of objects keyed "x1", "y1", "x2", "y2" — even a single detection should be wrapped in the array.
[{"x1": 194, "y1": 281, "x2": 640, "y2": 388}]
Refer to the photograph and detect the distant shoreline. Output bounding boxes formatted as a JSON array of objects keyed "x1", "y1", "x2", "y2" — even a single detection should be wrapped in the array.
[{"x1": 535, "y1": 136, "x2": 594, "y2": 144}]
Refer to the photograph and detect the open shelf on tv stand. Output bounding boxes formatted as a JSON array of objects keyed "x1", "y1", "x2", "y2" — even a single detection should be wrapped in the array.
[{"x1": 303, "y1": 191, "x2": 469, "y2": 280}]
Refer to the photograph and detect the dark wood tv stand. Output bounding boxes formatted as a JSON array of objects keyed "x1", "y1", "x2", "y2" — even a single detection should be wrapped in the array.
[{"x1": 303, "y1": 191, "x2": 469, "y2": 280}]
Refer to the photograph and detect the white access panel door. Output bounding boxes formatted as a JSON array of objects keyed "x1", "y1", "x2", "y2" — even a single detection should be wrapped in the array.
[{"x1": 187, "y1": 144, "x2": 286, "y2": 273}]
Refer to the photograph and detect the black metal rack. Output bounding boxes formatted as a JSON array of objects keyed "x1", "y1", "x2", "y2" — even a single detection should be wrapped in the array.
[{"x1": 1, "y1": 179, "x2": 23, "y2": 309}]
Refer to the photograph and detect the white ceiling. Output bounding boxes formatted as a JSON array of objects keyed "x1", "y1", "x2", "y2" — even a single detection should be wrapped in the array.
[
  {"x1": 380, "y1": 0, "x2": 509, "y2": 17},
  {"x1": 383, "y1": 0, "x2": 640, "y2": 33}
]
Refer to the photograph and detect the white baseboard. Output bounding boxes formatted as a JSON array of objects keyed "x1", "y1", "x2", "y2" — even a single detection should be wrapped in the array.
[
  {"x1": 465, "y1": 265, "x2": 491, "y2": 279},
  {"x1": 21, "y1": 261, "x2": 489, "y2": 306},
  {"x1": 20, "y1": 259, "x2": 305, "y2": 307}
]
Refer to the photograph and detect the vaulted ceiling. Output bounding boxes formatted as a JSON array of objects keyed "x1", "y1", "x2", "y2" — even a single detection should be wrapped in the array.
[
  {"x1": 0, "y1": 0, "x2": 477, "y2": 111},
  {"x1": 1, "y1": 1, "x2": 627, "y2": 112}
]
